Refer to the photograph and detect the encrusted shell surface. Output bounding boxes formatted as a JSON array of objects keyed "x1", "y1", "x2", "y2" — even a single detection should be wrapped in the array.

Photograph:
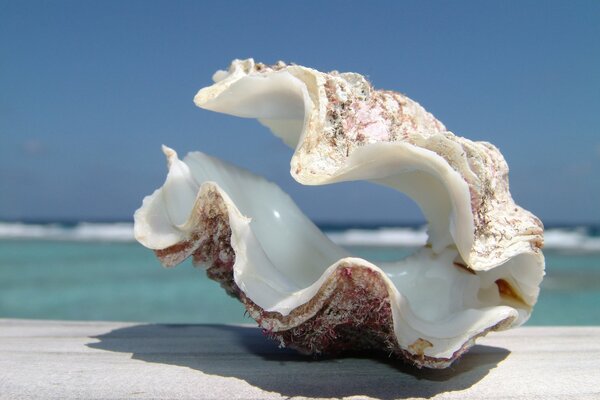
[{"x1": 134, "y1": 59, "x2": 545, "y2": 368}]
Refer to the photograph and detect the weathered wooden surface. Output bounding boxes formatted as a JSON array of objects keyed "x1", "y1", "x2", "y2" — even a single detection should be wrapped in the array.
[{"x1": 0, "y1": 319, "x2": 598, "y2": 399}]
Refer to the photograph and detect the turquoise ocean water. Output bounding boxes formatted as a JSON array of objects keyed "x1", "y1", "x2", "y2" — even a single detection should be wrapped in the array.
[{"x1": 1, "y1": 223, "x2": 599, "y2": 326}]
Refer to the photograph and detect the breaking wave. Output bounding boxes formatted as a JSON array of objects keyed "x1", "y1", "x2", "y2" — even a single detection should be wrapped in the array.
[
  {"x1": 1, "y1": 222, "x2": 599, "y2": 252},
  {"x1": 0, "y1": 222, "x2": 134, "y2": 242}
]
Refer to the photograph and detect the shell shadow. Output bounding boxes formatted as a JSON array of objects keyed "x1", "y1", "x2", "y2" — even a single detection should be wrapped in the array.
[{"x1": 87, "y1": 323, "x2": 509, "y2": 400}]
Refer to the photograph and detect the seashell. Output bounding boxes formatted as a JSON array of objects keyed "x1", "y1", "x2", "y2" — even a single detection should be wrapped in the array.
[{"x1": 134, "y1": 59, "x2": 545, "y2": 368}]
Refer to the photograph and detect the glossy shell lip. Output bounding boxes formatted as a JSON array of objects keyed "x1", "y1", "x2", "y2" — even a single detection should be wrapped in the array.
[{"x1": 133, "y1": 59, "x2": 545, "y2": 368}]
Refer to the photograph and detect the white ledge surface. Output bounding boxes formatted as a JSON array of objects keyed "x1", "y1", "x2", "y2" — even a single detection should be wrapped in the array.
[{"x1": 0, "y1": 319, "x2": 599, "y2": 399}]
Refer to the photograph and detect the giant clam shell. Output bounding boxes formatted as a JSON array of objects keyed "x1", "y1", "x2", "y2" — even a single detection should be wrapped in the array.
[{"x1": 134, "y1": 59, "x2": 545, "y2": 368}]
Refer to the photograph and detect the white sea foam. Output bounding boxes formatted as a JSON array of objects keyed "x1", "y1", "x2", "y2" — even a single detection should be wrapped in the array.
[
  {"x1": 326, "y1": 227, "x2": 428, "y2": 248},
  {"x1": 542, "y1": 228, "x2": 600, "y2": 253},
  {"x1": 327, "y1": 226, "x2": 600, "y2": 252},
  {"x1": 0, "y1": 222, "x2": 135, "y2": 242},
  {"x1": 1, "y1": 222, "x2": 599, "y2": 252}
]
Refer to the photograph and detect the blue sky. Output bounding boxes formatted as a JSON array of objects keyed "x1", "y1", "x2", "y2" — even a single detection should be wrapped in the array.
[{"x1": 1, "y1": 1, "x2": 599, "y2": 224}]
